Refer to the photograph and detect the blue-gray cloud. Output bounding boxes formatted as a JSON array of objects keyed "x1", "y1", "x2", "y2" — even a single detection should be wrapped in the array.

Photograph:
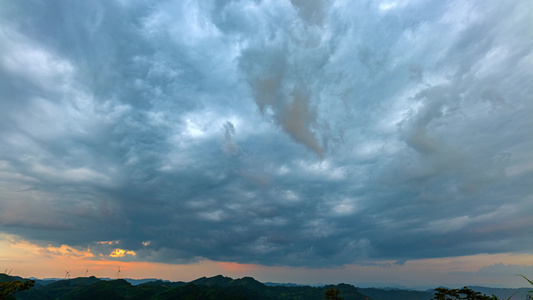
[{"x1": 0, "y1": 0, "x2": 532, "y2": 267}]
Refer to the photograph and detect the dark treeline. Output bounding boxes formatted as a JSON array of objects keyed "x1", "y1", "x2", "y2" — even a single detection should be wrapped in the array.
[{"x1": 1, "y1": 273, "x2": 531, "y2": 300}]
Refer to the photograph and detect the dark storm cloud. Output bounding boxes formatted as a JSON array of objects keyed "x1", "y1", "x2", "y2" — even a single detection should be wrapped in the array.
[{"x1": 1, "y1": 0, "x2": 532, "y2": 267}]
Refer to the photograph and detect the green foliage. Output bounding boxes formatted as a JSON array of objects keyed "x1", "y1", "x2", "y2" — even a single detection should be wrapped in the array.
[
  {"x1": 324, "y1": 287, "x2": 344, "y2": 300},
  {"x1": 0, "y1": 279, "x2": 35, "y2": 300},
  {"x1": 431, "y1": 286, "x2": 497, "y2": 300},
  {"x1": 517, "y1": 275, "x2": 533, "y2": 300}
]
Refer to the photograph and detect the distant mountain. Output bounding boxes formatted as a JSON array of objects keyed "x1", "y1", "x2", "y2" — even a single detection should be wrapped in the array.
[
  {"x1": 190, "y1": 275, "x2": 369, "y2": 299},
  {"x1": 153, "y1": 283, "x2": 266, "y2": 300},
  {"x1": 61, "y1": 279, "x2": 167, "y2": 300},
  {"x1": 31, "y1": 279, "x2": 58, "y2": 286},
  {"x1": 470, "y1": 286, "x2": 532, "y2": 300},
  {"x1": 264, "y1": 282, "x2": 304, "y2": 287},
  {"x1": 96, "y1": 277, "x2": 168, "y2": 286},
  {"x1": 3, "y1": 273, "x2": 531, "y2": 300},
  {"x1": 329, "y1": 283, "x2": 374, "y2": 300},
  {"x1": 190, "y1": 274, "x2": 235, "y2": 286},
  {"x1": 358, "y1": 287, "x2": 434, "y2": 300},
  {"x1": 0, "y1": 274, "x2": 26, "y2": 282},
  {"x1": 25, "y1": 276, "x2": 102, "y2": 300},
  {"x1": 139, "y1": 279, "x2": 187, "y2": 288},
  {"x1": 122, "y1": 278, "x2": 164, "y2": 286},
  {"x1": 2, "y1": 274, "x2": 369, "y2": 300}
]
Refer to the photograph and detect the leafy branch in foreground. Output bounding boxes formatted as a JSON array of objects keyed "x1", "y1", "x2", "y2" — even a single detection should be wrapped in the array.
[
  {"x1": 0, "y1": 279, "x2": 35, "y2": 300},
  {"x1": 432, "y1": 275, "x2": 533, "y2": 300},
  {"x1": 517, "y1": 275, "x2": 533, "y2": 300},
  {"x1": 431, "y1": 286, "x2": 498, "y2": 300},
  {"x1": 323, "y1": 287, "x2": 344, "y2": 300}
]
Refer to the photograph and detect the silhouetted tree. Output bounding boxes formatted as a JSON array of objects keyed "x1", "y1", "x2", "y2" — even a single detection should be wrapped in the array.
[
  {"x1": 0, "y1": 279, "x2": 35, "y2": 300},
  {"x1": 431, "y1": 286, "x2": 498, "y2": 300},
  {"x1": 324, "y1": 287, "x2": 344, "y2": 300}
]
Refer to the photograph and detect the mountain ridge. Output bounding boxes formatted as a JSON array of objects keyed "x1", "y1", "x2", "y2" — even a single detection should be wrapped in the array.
[{"x1": 2, "y1": 273, "x2": 531, "y2": 300}]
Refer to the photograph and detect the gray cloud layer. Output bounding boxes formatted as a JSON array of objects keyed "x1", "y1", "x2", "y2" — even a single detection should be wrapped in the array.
[{"x1": 1, "y1": 0, "x2": 532, "y2": 267}]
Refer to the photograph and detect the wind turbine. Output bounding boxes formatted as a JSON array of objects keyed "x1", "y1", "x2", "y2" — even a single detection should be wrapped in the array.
[
  {"x1": 115, "y1": 266, "x2": 121, "y2": 279},
  {"x1": 65, "y1": 270, "x2": 71, "y2": 279},
  {"x1": 85, "y1": 268, "x2": 88, "y2": 277}
]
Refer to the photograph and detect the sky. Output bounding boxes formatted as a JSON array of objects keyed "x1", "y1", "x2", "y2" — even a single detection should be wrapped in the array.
[{"x1": 0, "y1": 0, "x2": 532, "y2": 289}]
